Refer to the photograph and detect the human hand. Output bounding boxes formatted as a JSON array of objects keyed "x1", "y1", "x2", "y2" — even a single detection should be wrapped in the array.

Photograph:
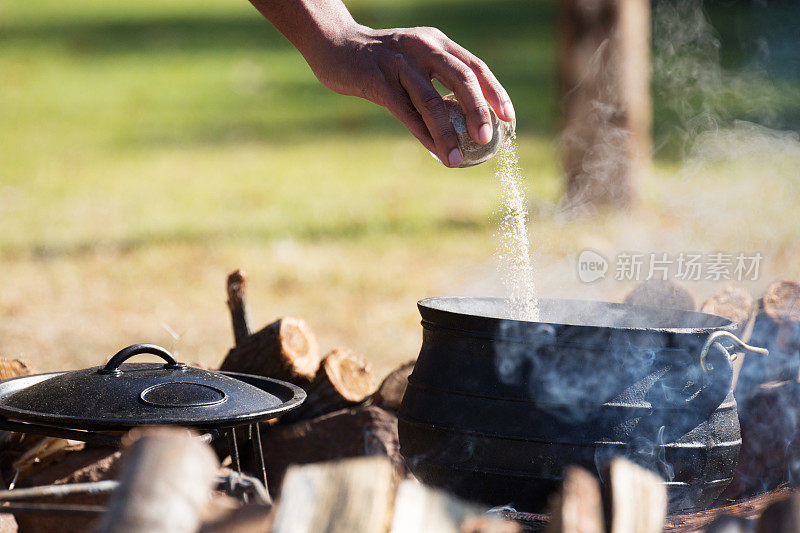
[{"x1": 303, "y1": 24, "x2": 515, "y2": 168}]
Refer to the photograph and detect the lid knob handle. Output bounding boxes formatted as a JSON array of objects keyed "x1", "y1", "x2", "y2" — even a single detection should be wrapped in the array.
[{"x1": 99, "y1": 344, "x2": 186, "y2": 375}]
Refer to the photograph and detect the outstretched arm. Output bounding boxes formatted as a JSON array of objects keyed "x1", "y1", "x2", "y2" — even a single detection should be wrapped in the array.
[{"x1": 250, "y1": 0, "x2": 515, "y2": 168}]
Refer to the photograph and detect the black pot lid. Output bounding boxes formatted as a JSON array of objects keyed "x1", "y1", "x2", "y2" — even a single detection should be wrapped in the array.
[{"x1": 0, "y1": 344, "x2": 305, "y2": 430}]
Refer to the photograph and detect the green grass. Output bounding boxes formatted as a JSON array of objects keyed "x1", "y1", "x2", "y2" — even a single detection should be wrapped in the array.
[{"x1": 1, "y1": 0, "x2": 798, "y2": 374}]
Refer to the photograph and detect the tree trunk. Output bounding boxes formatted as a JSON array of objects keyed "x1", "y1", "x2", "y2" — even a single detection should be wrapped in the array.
[{"x1": 558, "y1": 0, "x2": 651, "y2": 212}]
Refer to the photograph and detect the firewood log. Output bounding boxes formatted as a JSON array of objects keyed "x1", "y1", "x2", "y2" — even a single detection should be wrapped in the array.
[
  {"x1": 11, "y1": 445, "x2": 121, "y2": 533},
  {"x1": 371, "y1": 360, "x2": 415, "y2": 412},
  {"x1": 756, "y1": 492, "x2": 800, "y2": 533},
  {"x1": 546, "y1": 466, "x2": 603, "y2": 533},
  {"x1": 244, "y1": 406, "x2": 402, "y2": 496},
  {"x1": 723, "y1": 379, "x2": 800, "y2": 500},
  {"x1": 96, "y1": 427, "x2": 218, "y2": 533},
  {"x1": 623, "y1": 279, "x2": 696, "y2": 311},
  {"x1": 737, "y1": 280, "x2": 800, "y2": 398},
  {"x1": 763, "y1": 281, "x2": 800, "y2": 324},
  {"x1": 0, "y1": 358, "x2": 36, "y2": 381},
  {"x1": 606, "y1": 457, "x2": 667, "y2": 533},
  {"x1": 219, "y1": 316, "x2": 320, "y2": 386},
  {"x1": 281, "y1": 348, "x2": 376, "y2": 423},
  {"x1": 702, "y1": 286, "x2": 756, "y2": 334},
  {"x1": 226, "y1": 269, "x2": 252, "y2": 346},
  {"x1": 389, "y1": 479, "x2": 518, "y2": 533},
  {"x1": 272, "y1": 457, "x2": 398, "y2": 533},
  {"x1": 0, "y1": 514, "x2": 15, "y2": 533}
]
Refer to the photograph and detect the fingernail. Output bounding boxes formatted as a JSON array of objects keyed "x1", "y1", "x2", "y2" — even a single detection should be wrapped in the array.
[
  {"x1": 502, "y1": 101, "x2": 515, "y2": 122},
  {"x1": 478, "y1": 123, "x2": 493, "y2": 145},
  {"x1": 448, "y1": 148, "x2": 463, "y2": 168}
]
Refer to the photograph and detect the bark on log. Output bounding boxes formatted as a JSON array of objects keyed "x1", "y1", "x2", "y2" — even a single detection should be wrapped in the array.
[
  {"x1": 282, "y1": 348, "x2": 377, "y2": 423},
  {"x1": 96, "y1": 427, "x2": 218, "y2": 533},
  {"x1": 606, "y1": 457, "x2": 666, "y2": 533},
  {"x1": 272, "y1": 456, "x2": 398, "y2": 533},
  {"x1": 558, "y1": 0, "x2": 651, "y2": 211},
  {"x1": 723, "y1": 379, "x2": 800, "y2": 500},
  {"x1": 219, "y1": 316, "x2": 320, "y2": 386},
  {"x1": 623, "y1": 279, "x2": 696, "y2": 311},
  {"x1": 546, "y1": 466, "x2": 604, "y2": 533},
  {"x1": 372, "y1": 360, "x2": 415, "y2": 412},
  {"x1": 244, "y1": 406, "x2": 402, "y2": 497},
  {"x1": 756, "y1": 492, "x2": 800, "y2": 533},
  {"x1": 227, "y1": 269, "x2": 252, "y2": 346},
  {"x1": 737, "y1": 280, "x2": 800, "y2": 398}
]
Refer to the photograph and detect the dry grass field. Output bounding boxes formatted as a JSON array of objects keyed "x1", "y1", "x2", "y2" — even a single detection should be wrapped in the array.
[{"x1": 1, "y1": 0, "x2": 798, "y2": 376}]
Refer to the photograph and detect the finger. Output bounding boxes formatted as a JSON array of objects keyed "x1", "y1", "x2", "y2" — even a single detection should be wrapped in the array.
[
  {"x1": 445, "y1": 42, "x2": 514, "y2": 123},
  {"x1": 429, "y1": 51, "x2": 493, "y2": 145},
  {"x1": 384, "y1": 89, "x2": 437, "y2": 155},
  {"x1": 397, "y1": 65, "x2": 462, "y2": 168}
]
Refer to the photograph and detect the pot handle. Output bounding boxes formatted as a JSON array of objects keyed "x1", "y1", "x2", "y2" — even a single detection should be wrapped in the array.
[
  {"x1": 689, "y1": 331, "x2": 768, "y2": 414},
  {"x1": 98, "y1": 344, "x2": 186, "y2": 375},
  {"x1": 699, "y1": 331, "x2": 769, "y2": 371}
]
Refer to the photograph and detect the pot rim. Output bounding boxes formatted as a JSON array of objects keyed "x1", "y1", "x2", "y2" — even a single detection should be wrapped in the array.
[{"x1": 418, "y1": 296, "x2": 737, "y2": 336}]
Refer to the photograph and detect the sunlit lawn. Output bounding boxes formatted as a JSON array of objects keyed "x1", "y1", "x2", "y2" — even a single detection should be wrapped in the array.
[{"x1": 1, "y1": 0, "x2": 798, "y2": 375}]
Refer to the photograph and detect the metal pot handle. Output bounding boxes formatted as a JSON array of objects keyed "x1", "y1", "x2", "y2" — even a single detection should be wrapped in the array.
[
  {"x1": 98, "y1": 344, "x2": 186, "y2": 375},
  {"x1": 688, "y1": 331, "x2": 768, "y2": 414},
  {"x1": 699, "y1": 330, "x2": 769, "y2": 371}
]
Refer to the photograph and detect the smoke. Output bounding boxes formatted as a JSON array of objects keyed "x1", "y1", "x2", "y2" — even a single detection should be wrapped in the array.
[{"x1": 415, "y1": 0, "x2": 799, "y2": 511}]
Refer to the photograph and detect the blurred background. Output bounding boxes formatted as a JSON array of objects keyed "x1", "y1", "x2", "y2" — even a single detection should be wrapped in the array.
[{"x1": 1, "y1": 0, "x2": 798, "y2": 375}]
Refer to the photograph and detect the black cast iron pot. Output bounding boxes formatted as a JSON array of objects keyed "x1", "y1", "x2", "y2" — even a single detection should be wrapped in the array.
[{"x1": 398, "y1": 297, "x2": 768, "y2": 513}]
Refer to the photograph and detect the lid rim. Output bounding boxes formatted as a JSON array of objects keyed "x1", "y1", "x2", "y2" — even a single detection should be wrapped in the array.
[{"x1": 0, "y1": 370, "x2": 306, "y2": 430}]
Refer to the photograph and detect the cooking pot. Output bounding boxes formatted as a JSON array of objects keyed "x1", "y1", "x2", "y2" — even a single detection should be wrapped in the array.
[{"x1": 398, "y1": 297, "x2": 768, "y2": 513}]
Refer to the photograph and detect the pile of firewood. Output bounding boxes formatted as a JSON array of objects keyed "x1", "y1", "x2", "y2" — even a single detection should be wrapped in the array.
[{"x1": 0, "y1": 273, "x2": 799, "y2": 532}]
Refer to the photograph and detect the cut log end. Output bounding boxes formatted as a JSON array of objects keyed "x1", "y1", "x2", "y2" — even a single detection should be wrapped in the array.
[
  {"x1": 219, "y1": 316, "x2": 320, "y2": 385},
  {"x1": 762, "y1": 280, "x2": 800, "y2": 323},
  {"x1": 323, "y1": 348, "x2": 377, "y2": 403},
  {"x1": 279, "y1": 317, "x2": 321, "y2": 380},
  {"x1": 282, "y1": 348, "x2": 377, "y2": 423},
  {"x1": 701, "y1": 286, "x2": 755, "y2": 326},
  {"x1": 0, "y1": 358, "x2": 37, "y2": 381}
]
